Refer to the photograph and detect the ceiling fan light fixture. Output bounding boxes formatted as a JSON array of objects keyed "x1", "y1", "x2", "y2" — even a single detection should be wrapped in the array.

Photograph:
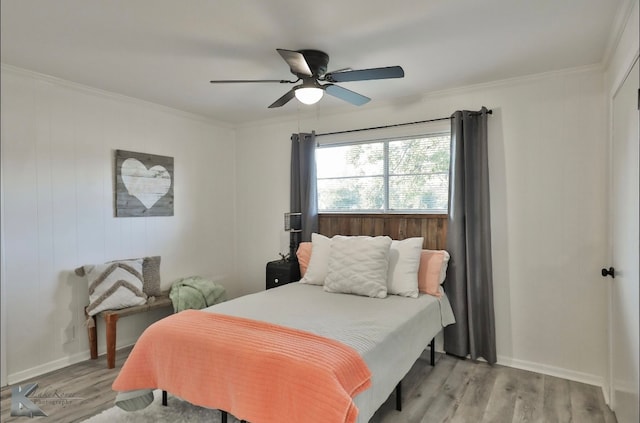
[{"x1": 294, "y1": 86, "x2": 324, "y2": 105}]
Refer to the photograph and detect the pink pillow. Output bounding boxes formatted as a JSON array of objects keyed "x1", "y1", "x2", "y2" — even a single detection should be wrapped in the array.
[
  {"x1": 296, "y1": 242, "x2": 312, "y2": 277},
  {"x1": 418, "y1": 250, "x2": 450, "y2": 297}
]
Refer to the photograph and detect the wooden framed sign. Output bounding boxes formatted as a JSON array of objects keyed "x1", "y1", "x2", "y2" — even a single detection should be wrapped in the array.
[{"x1": 115, "y1": 150, "x2": 174, "y2": 217}]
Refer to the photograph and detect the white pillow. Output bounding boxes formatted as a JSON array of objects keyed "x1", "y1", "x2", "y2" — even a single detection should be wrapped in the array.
[
  {"x1": 85, "y1": 259, "x2": 147, "y2": 316},
  {"x1": 299, "y1": 233, "x2": 332, "y2": 285},
  {"x1": 324, "y1": 235, "x2": 392, "y2": 298},
  {"x1": 387, "y1": 237, "x2": 423, "y2": 298}
]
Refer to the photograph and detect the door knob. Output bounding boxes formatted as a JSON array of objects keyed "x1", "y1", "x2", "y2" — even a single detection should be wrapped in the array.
[{"x1": 601, "y1": 267, "x2": 615, "y2": 278}]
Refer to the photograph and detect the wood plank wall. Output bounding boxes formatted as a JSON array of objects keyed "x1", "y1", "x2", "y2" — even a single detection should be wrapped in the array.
[{"x1": 318, "y1": 214, "x2": 448, "y2": 250}]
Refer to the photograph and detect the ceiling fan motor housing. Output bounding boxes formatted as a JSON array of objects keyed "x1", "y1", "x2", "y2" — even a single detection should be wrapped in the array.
[{"x1": 297, "y1": 50, "x2": 329, "y2": 77}]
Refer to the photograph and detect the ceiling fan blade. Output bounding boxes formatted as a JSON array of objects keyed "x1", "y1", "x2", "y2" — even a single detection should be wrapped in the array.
[
  {"x1": 210, "y1": 79, "x2": 295, "y2": 84},
  {"x1": 324, "y1": 84, "x2": 370, "y2": 106},
  {"x1": 277, "y1": 49, "x2": 313, "y2": 77},
  {"x1": 324, "y1": 66, "x2": 404, "y2": 83},
  {"x1": 325, "y1": 67, "x2": 352, "y2": 74},
  {"x1": 268, "y1": 89, "x2": 296, "y2": 108}
]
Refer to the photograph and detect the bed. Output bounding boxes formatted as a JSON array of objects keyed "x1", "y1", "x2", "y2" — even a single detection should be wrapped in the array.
[
  {"x1": 209, "y1": 282, "x2": 454, "y2": 422},
  {"x1": 112, "y1": 235, "x2": 456, "y2": 423}
]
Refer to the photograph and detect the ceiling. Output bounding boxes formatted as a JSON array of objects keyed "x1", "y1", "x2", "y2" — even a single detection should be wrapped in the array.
[{"x1": 0, "y1": 0, "x2": 628, "y2": 125}]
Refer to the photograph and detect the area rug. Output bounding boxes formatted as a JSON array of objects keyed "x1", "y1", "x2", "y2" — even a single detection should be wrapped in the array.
[{"x1": 82, "y1": 390, "x2": 241, "y2": 423}]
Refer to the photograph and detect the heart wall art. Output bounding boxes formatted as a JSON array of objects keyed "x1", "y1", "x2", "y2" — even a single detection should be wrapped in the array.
[{"x1": 115, "y1": 150, "x2": 174, "y2": 217}]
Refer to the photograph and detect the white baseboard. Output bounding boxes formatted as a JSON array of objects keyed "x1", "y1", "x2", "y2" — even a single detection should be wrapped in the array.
[
  {"x1": 7, "y1": 351, "x2": 91, "y2": 385},
  {"x1": 6, "y1": 341, "x2": 136, "y2": 386},
  {"x1": 498, "y1": 355, "x2": 606, "y2": 392}
]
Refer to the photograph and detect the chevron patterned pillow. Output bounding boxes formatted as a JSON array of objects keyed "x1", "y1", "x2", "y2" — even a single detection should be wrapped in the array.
[{"x1": 85, "y1": 259, "x2": 147, "y2": 316}]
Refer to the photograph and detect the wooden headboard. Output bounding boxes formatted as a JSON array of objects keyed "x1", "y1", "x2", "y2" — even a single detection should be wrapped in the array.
[{"x1": 318, "y1": 214, "x2": 447, "y2": 250}]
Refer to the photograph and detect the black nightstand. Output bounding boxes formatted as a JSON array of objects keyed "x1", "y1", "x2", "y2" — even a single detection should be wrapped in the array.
[{"x1": 266, "y1": 260, "x2": 301, "y2": 290}]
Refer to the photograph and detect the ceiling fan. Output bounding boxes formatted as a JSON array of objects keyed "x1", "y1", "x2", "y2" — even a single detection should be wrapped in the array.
[{"x1": 210, "y1": 49, "x2": 404, "y2": 108}]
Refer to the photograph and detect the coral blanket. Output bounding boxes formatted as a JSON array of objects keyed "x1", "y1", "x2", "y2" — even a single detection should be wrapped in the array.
[{"x1": 112, "y1": 310, "x2": 372, "y2": 423}]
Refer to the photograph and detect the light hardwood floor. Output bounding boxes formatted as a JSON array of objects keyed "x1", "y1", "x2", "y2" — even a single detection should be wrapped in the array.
[{"x1": 1, "y1": 348, "x2": 616, "y2": 423}]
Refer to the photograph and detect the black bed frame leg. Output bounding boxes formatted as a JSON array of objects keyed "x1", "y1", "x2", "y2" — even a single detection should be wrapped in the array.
[
  {"x1": 395, "y1": 381, "x2": 402, "y2": 411},
  {"x1": 162, "y1": 390, "x2": 167, "y2": 406},
  {"x1": 221, "y1": 410, "x2": 247, "y2": 423},
  {"x1": 430, "y1": 338, "x2": 435, "y2": 366}
]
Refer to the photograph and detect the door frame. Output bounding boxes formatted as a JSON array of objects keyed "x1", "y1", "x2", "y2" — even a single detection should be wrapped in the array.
[
  {"x1": 607, "y1": 52, "x2": 639, "y2": 408},
  {"x1": 0, "y1": 144, "x2": 6, "y2": 387}
]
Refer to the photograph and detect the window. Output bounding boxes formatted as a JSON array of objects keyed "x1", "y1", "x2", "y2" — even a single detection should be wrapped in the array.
[{"x1": 316, "y1": 132, "x2": 450, "y2": 213}]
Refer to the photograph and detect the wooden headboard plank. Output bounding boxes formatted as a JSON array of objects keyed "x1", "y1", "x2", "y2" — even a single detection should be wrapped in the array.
[{"x1": 318, "y1": 214, "x2": 447, "y2": 250}]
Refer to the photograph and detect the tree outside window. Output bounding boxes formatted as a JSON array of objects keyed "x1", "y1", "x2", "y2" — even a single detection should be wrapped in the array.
[{"x1": 316, "y1": 133, "x2": 450, "y2": 213}]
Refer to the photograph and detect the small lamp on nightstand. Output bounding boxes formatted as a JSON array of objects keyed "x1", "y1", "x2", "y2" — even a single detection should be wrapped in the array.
[{"x1": 284, "y1": 212, "x2": 302, "y2": 261}]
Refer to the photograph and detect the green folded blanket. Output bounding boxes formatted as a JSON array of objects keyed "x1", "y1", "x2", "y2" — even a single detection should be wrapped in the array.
[{"x1": 169, "y1": 276, "x2": 227, "y2": 312}]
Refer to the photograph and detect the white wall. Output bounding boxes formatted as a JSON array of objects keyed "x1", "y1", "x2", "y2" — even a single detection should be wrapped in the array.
[
  {"x1": 0, "y1": 66, "x2": 238, "y2": 383},
  {"x1": 235, "y1": 66, "x2": 609, "y2": 387}
]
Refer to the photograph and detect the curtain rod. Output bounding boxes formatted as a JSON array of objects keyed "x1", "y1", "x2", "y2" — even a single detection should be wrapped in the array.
[{"x1": 315, "y1": 109, "x2": 492, "y2": 137}]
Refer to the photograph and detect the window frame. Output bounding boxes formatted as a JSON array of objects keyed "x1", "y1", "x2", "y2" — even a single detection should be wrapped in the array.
[{"x1": 316, "y1": 131, "x2": 451, "y2": 214}]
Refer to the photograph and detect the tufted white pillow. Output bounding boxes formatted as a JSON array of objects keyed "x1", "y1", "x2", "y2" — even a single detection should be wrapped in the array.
[
  {"x1": 85, "y1": 259, "x2": 147, "y2": 316},
  {"x1": 324, "y1": 235, "x2": 392, "y2": 298},
  {"x1": 299, "y1": 233, "x2": 332, "y2": 285},
  {"x1": 387, "y1": 237, "x2": 423, "y2": 298}
]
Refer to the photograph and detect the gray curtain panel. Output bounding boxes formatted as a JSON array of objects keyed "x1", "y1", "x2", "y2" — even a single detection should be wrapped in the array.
[
  {"x1": 443, "y1": 107, "x2": 497, "y2": 364},
  {"x1": 290, "y1": 132, "x2": 318, "y2": 245}
]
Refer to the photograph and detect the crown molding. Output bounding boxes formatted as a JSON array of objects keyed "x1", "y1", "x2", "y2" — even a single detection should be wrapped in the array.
[
  {"x1": 602, "y1": 0, "x2": 639, "y2": 68},
  {"x1": 0, "y1": 63, "x2": 234, "y2": 130},
  {"x1": 236, "y1": 63, "x2": 604, "y2": 131}
]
